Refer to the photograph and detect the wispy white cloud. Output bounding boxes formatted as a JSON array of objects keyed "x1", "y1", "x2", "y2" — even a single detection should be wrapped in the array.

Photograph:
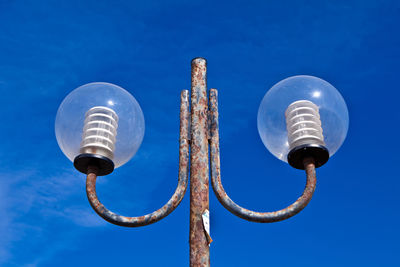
[
  {"x1": 0, "y1": 146, "x2": 174, "y2": 266},
  {"x1": 0, "y1": 167, "x2": 107, "y2": 265}
]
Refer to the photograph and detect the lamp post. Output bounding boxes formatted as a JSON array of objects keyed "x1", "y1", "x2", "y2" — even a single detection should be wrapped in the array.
[{"x1": 55, "y1": 57, "x2": 349, "y2": 267}]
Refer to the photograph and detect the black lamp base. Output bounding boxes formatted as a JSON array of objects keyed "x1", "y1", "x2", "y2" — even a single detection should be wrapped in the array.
[
  {"x1": 74, "y1": 153, "x2": 114, "y2": 176},
  {"x1": 287, "y1": 144, "x2": 329, "y2": 170}
]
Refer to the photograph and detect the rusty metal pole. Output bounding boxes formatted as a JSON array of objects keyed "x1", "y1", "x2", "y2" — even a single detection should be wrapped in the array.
[{"x1": 190, "y1": 57, "x2": 210, "y2": 267}]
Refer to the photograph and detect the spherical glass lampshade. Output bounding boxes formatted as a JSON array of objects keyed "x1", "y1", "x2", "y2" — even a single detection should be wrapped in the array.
[
  {"x1": 257, "y1": 75, "x2": 349, "y2": 164},
  {"x1": 55, "y1": 82, "x2": 145, "y2": 168}
]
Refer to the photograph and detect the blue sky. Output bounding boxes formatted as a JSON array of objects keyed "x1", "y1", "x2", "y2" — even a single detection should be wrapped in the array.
[{"x1": 0, "y1": 0, "x2": 399, "y2": 266}]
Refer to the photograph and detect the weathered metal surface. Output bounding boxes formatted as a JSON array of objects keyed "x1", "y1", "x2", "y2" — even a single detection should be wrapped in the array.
[
  {"x1": 189, "y1": 57, "x2": 210, "y2": 267},
  {"x1": 209, "y1": 89, "x2": 317, "y2": 223},
  {"x1": 85, "y1": 90, "x2": 190, "y2": 227}
]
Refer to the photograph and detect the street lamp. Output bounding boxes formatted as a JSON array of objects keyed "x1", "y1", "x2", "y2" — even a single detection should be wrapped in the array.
[
  {"x1": 257, "y1": 75, "x2": 349, "y2": 169},
  {"x1": 55, "y1": 58, "x2": 349, "y2": 267},
  {"x1": 55, "y1": 82, "x2": 145, "y2": 175}
]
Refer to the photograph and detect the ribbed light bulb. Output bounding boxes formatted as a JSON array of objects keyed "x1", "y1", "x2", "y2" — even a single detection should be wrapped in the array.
[{"x1": 80, "y1": 106, "x2": 119, "y2": 160}]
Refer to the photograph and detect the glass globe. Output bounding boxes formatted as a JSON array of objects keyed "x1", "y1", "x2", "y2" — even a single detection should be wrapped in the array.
[
  {"x1": 55, "y1": 82, "x2": 145, "y2": 170},
  {"x1": 257, "y1": 75, "x2": 349, "y2": 168}
]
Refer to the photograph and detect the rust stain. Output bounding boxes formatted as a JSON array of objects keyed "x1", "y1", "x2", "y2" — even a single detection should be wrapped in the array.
[{"x1": 189, "y1": 57, "x2": 210, "y2": 267}]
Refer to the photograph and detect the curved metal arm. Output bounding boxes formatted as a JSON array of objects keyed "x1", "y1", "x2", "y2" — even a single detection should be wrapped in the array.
[
  {"x1": 86, "y1": 90, "x2": 190, "y2": 227},
  {"x1": 209, "y1": 89, "x2": 317, "y2": 223}
]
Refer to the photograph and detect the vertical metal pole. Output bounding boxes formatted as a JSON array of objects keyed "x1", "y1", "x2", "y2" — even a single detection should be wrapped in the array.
[{"x1": 190, "y1": 57, "x2": 210, "y2": 267}]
